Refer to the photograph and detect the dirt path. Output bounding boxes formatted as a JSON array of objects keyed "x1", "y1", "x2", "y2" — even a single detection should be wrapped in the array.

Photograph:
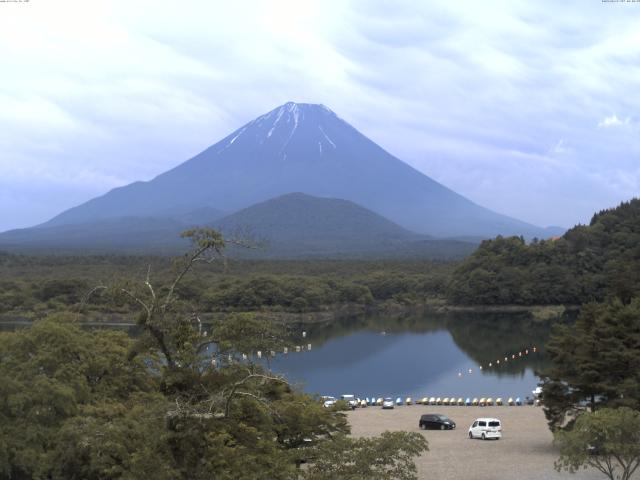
[{"x1": 347, "y1": 405, "x2": 611, "y2": 480}]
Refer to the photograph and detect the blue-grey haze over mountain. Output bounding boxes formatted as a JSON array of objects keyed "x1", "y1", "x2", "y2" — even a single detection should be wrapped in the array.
[
  {"x1": 40, "y1": 102, "x2": 559, "y2": 239},
  {"x1": 1, "y1": 1, "x2": 639, "y2": 232}
]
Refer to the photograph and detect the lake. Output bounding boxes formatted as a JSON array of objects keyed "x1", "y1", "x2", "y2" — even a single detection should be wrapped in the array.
[
  {"x1": 267, "y1": 310, "x2": 553, "y2": 401},
  {"x1": 0, "y1": 309, "x2": 556, "y2": 402}
]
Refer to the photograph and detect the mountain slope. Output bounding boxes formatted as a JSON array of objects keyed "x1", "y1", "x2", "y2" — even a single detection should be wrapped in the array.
[
  {"x1": 0, "y1": 207, "x2": 226, "y2": 254},
  {"x1": 40, "y1": 102, "x2": 555, "y2": 238}
]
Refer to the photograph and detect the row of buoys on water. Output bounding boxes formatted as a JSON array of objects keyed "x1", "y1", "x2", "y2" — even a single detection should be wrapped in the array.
[
  {"x1": 211, "y1": 344, "x2": 314, "y2": 366},
  {"x1": 456, "y1": 346, "x2": 539, "y2": 378},
  {"x1": 282, "y1": 344, "x2": 313, "y2": 355},
  {"x1": 242, "y1": 344, "x2": 313, "y2": 359},
  {"x1": 359, "y1": 396, "x2": 541, "y2": 407},
  {"x1": 483, "y1": 347, "x2": 537, "y2": 370}
]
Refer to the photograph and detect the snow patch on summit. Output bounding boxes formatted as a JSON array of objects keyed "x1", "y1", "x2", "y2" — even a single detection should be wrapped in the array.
[{"x1": 267, "y1": 108, "x2": 285, "y2": 139}]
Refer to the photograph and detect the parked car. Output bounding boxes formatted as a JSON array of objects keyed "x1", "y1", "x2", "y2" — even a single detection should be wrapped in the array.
[
  {"x1": 321, "y1": 396, "x2": 337, "y2": 408},
  {"x1": 419, "y1": 414, "x2": 456, "y2": 430},
  {"x1": 468, "y1": 418, "x2": 502, "y2": 440},
  {"x1": 341, "y1": 394, "x2": 359, "y2": 410},
  {"x1": 382, "y1": 397, "x2": 395, "y2": 409}
]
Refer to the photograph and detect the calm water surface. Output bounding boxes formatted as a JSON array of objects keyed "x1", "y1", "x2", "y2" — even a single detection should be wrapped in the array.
[
  {"x1": 268, "y1": 311, "x2": 552, "y2": 401},
  {"x1": 1, "y1": 310, "x2": 555, "y2": 401}
]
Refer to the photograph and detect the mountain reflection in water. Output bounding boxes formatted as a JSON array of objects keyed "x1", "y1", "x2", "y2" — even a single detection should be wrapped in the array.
[{"x1": 269, "y1": 310, "x2": 558, "y2": 399}]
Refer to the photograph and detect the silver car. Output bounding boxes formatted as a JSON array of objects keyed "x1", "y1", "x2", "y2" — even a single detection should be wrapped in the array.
[{"x1": 382, "y1": 397, "x2": 395, "y2": 409}]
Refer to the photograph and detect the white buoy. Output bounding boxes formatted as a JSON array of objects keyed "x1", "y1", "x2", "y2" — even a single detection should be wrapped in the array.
[
  {"x1": 257, "y1": 351, "x2": 262, "y2": 358},
  {"x1": 307, "y1": 343, "x2": 312, "y2": 350},
  {"x1": 284, "y1": 347, "x2": 288, "y2": 354}
]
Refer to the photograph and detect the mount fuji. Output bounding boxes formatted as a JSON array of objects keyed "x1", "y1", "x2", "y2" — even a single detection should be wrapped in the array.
[{"x1": 0, "y1": 102, "x2": 562, "y2": 254}]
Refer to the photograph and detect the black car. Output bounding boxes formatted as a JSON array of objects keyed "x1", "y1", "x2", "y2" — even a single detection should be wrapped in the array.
[{"x1": 419, "y1": 414, "x2": 456, "y2": 430}]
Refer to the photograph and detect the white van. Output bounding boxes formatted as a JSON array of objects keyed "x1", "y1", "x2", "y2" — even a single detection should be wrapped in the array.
[{"x1": 468, "y1": 417, "x2": 502, "y2": 440}]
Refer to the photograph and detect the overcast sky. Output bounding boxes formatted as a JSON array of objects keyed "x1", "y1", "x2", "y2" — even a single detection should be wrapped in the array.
[{"x1": 1, "y1": 0, "x2": 639, "y2": 232}]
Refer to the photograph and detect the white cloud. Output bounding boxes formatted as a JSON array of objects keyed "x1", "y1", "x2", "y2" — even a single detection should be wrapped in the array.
[
  {"x1": 598, "y1": 114, "x2": 631, "y2": 128},
  {"x1": 550, "y1": 139, "x2": 570, "y2": 155},
  {"x1": 1, "y1": 0, "x2": 640, "y2": 230}
]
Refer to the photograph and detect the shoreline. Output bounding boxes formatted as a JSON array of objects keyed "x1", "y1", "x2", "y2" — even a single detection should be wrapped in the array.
[{"x1": 0, "y1": 302, "x2": 576, "y2": 326}]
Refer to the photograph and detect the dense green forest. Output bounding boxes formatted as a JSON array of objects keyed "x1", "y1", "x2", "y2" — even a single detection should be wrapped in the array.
[
  {"x1": 0, "y1": 230, "x2": 428, "y2": 479},
  {"x1": 447, "y1": 199, "x2": 640, "y2": 305},
  {"x1": 0, "y1": 253, "x2": 453, "y2": 319},
  {"x1": 4, "y1": 198, "x2": 640, "y2": 321}
]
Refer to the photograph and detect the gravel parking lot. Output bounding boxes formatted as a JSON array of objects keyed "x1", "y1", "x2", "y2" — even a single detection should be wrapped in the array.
[{"x1": 347, "y1": 405, "x2": 609, "y2": 480}]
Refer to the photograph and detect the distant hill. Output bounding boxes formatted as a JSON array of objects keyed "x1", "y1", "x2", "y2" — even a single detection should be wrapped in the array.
[
  {"x1": 215, "y1": 192, "x2": 476, "y2": 259},
  {"x1": 447, "y1": 198, "x2": 640, "y2": 305},
  {"x1": 216, "y1": 192, "x2": 415, "y2": 251},
  {"x1": 35, "y1": 102, "x2": 559, "y2": 239}
]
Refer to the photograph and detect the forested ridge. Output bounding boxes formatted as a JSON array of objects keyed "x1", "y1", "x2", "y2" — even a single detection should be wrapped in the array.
[
  {"x1": 3, "y1": 199, "x2": 640, "y2": 319},
  {"x1": 447, "y1": 199, "x2": 640, "y2": 305},
  {"x1": 0, "y1": 256, "x2": 452, "y2": 319}
]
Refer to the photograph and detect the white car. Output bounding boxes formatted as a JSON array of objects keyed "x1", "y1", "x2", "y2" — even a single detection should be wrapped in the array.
[
  {"x1": 341, "y1": 394, "x2": 359, "y2": 410},
  {"x1": 321, "y1": 396, "x2": 337, "y2": 408},
  {"x1": 468, "y1": 418, "x2": 502, "y2": 440},
  {"x1": 382, "y1": 397, "x2": 395, "y2": 409}
]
